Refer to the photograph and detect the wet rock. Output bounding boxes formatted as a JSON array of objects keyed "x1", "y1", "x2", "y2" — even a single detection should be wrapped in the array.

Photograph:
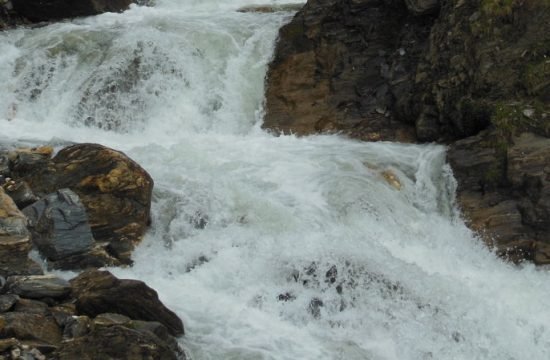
[
  {"x1": 10, "y1": 0, "x2": 133, "y2": 22},
  {"x1": 0, "y1": 188, "x2": 42, "y2": 277},
  {"x1": 0, "y1": 312, "x2": 62, "y2": 346},
  {"x1": 308, "y1": 298, "x2": 323, "y2": 319},
  {"x1": 63, "y1": 315, "x2": 93, "y2": 339},
  {"x1": 0, "y1": 294, "x2": 19, "y2": 313},
  {"x1": 448, "y1": 131, "x2": 550, "y2": 264},
  {"x1": 13, "y1": 298, "x2": 49, "y2": 315},
  {"x1": 237, "y1": 4, "x2": 304, "y2": 13},
  {"x1": 0, "y1": 337, "x2": 19, "y2": 352},
  {"x1": 6, "y1": 275, "x2": 70, "y2": 300},
  {"x1": 70, "y1": 270, "x2": 184, "y2": 336},
  {"x1": 404, "y1": 0, "x2": 440, "y2": 16},
  {"x1": 9, "y1": 147, "x2": 53, "y2": 177},
  {"x1": 50, "y1": 303, "x2": 77, "y2": 327},
  {"x1": 47, "y1": 243, "x2": 121, "y2": 271},
  {"x1": 23, "y1": 189, "x2": 94, "y2": 262},
  {"x1": 54, "y1": 324, "x2": 183, "y2": 360},
  {"x1": 23, "y1": 143, "x2": 154, "y2": 265},
  {"x1": 3, "y1": 180, "x2": 38, "y2": 209},
  {"x1": 131, "y1": 320, "x2": 181, "y2": 355},
  {"x1": 0, "y1": 153, "x2": 9, "y2": 177},
  {"x1": 93, "y1": 312, "x2": 131, "y2": 327}
]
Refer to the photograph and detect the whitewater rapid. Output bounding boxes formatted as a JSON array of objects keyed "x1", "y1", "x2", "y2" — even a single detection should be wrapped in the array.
[{"x1": 1, "y1": 1, "x2": 549, "y2": 359}]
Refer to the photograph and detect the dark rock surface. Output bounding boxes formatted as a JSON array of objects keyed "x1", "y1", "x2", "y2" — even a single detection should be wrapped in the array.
[
  {"x1": 11, "y1": 0, "x2": 133, "y2": 22},
  {"x1": 23, "y1": 189, "x2": 94, "y2": 262},
  {"x1": 70, "y1": 269, "x2": 184, "y2": 336}
]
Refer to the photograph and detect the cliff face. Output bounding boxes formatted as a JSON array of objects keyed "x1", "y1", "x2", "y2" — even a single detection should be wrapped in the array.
[{"x1": 264, "y1": 0, "x2": 550, "y2": 264}]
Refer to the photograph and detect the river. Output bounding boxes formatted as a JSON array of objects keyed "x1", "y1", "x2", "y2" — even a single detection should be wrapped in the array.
[{"x1": 1, "y1": 1, "x2": 549, "y2": 359}]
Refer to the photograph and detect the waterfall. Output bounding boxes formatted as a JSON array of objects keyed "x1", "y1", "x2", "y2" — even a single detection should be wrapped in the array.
[{"x1": 1, "y1": 1, "x2": 549, "y2": 359}]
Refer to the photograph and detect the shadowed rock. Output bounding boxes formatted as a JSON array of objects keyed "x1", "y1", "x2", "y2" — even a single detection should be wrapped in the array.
[
  {"x1": 10, "y1": 0, "x2": 133, "y2": 22},
  {"x1": 70, "y1": 270, "x2": 184, "y2": 336}
]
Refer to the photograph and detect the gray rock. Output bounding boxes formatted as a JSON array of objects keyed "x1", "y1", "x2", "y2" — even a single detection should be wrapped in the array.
[
  {"x1": 4, "y1": 180, "x2": 38, "y2": 209},
  {"x1": 23, "y1": 189, "x2": 93, "y2": 261},
  {"x1": 404, "y1": 0, "x2": 440, "y2": 15},
  {"x1": 6, "y1": 275, "x2": 71, "y2": 299},
  {"x1": 63, "y1": 315, "x2": 93, "y2": 338},
  {"x1": 0, "y1": 294, "x2": 19, "y2": 312},
  {"x1": 0, "y1": 153, "x2": 9, "y2": 177}
]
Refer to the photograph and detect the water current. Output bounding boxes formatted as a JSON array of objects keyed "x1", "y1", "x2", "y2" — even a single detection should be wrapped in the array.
[{"x1": 1, "y1": 1, "x2": 549, "y2": 359}]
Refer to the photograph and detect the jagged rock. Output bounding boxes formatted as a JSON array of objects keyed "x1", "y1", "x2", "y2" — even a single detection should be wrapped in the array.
[
  {"x1": 54, "y1": 324, "x2": 183, "y2": 360},
  {"x1": 23, "y1": 143, "x2": 154, "y2": 265},
  {"x1": 10, "y1": 0, "x2": 133, "y2": 22},
  {"x1": 0, "y1": 188, "x2": 42, "y2": 277},
  {"x1": 70, "y1": 270, "x2": 184, "y2": 336},
  {"x1": 6, "y1": 275, "x2": 71, "y2": 299},
  {"x1": 0, "y1": 312, "x2": 62, "y2": 346},
  {"x1": 0, "y1": 294, "x2": 18, "y2": 313},
  {"x1": 23, "y1": 189, "x2": 94, "y2": 262}
]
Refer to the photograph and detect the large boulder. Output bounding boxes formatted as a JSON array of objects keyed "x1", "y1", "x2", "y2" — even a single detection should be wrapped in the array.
[
  {"x1": 70, "y1": 270, "x2": 184, "y2": 336},
  {"x1": 0, "y1": 188, "x2": 42, "y2": 277},
  {"x1": 23, "y1": 143, "x2": 154, "y2": 265},
  {"x1": 10, "y1": 0, "x2": 133, "y2": 22},
  {"x1": 0, "y1": 312, "x2": 62, "y2": 346},
  {"x1": 5, "y1": 275, "x2": 71, "y2": 300}
]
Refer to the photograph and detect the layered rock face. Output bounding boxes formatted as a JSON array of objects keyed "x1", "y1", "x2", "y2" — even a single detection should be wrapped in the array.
[{"x1": 264, "y1": 0, "x2": 550, "y2": 264}]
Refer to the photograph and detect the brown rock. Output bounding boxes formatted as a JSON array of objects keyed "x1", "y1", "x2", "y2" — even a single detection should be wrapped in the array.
[
  {"x1": 24, "y1": 143, "x2": 154, "y2": 265},
  {"x1": 55, "y1": 324, "x2": 182, "y2": 360},
  {"x1": 6, "y1": 274, "x2": 71, "y2": 300},
  {"x1": 0, "y1": 188, "x2": 42, "y2": 277},
  {"x1": 70, "y1": 270, "x2": 184, "y2": 336},
  {"x1": 13, "y1": 298, "x2": 49, "y2": 315},
  {"x1": 0, "y1": 312, "x2": 62, "y2": 346}
]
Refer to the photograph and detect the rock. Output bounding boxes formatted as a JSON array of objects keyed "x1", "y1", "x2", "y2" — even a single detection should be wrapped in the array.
[
  {"x1": 9, "y1": 147, "x2": 53, "y2": 177},
  {"x1": 93, "y1": 313, "x2": 132, "y2": 327},
  {"x1": 54, "y1": 324, "x2": 183, "y2": 360},
  {"x1": 50, "y1": 303, "x2": 77, "y2": 327},
  {"x1": 0, "y1": 188, "x2": 42, "y2": 277},
  {"x1": 13, "y1": 298, "x2": 49, "y2": 315},
  {"x1": 0, "y1": 294, "x2": 19, "y2": 313},
  {"x1": 0, "y1": 153, "x2": 9, "y2": 177},
  {"x1": 404, "y1": 0, "x2": 440, "y2": 15},
  {"x1": 70, "y1": 270, "x2": 184, "y2": 336},
  {"x1": 48, "y1": 243, "x2": 121, "y2": 271},
  {"x1": 6, "y1": 275, "x2": 71, "y2": 300},
  {"x1": 23, "y1": 143, "x2": 154, "y2": 265},
  {"x1": 63, "y1": 315, "x2": 93, "y2": 338},
  {"x1": 0, "y1": 338, "x2": 19, "y2": 352},
  {"x1": 23, "y1": 189, "x2": 94, "y2": 262},
  {"x1": 263, "y1": 0, "x2": 423, "y2": 142},
  {"x1": 448, "y1": 131, "x2": 550, "y2": 264},
  {"x1": 0, "y1": 312, "x2": 62, "y2": 346},
  {"x1": 237, "y1": 4, "x2": 304, "y2": 13},
  {"x1": 10, "y1": 0, "x2": 133, "y2": 22},
  {"x1": 3, "y1": 180, "x2": 38, "y2": 209}
]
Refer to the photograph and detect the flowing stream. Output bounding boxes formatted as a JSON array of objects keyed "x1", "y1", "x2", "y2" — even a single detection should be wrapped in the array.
[{"x1": 1, "y1": 1, "x2": 549, "y2": 359}]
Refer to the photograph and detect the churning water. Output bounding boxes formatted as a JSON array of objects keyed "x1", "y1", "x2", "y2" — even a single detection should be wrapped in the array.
[{"x1": 1, "y1": 1, "x2": 549, "y2": 359}]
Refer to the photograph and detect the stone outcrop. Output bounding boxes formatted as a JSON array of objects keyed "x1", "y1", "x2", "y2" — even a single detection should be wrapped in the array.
[
  {"x1": 17, "y1": 143, "x2": 153, "y2": 266},
  {"x1": 264, "y1": 0, "x2": 550, "y2": 264}
]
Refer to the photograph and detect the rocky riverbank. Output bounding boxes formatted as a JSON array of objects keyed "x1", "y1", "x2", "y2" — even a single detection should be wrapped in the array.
[
  {"x1": 0, "y1": 143, "x2": 185, "y2": 359},
  {"x1": 264, "y1": 0, "x2": 550, "y2": 264}
]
